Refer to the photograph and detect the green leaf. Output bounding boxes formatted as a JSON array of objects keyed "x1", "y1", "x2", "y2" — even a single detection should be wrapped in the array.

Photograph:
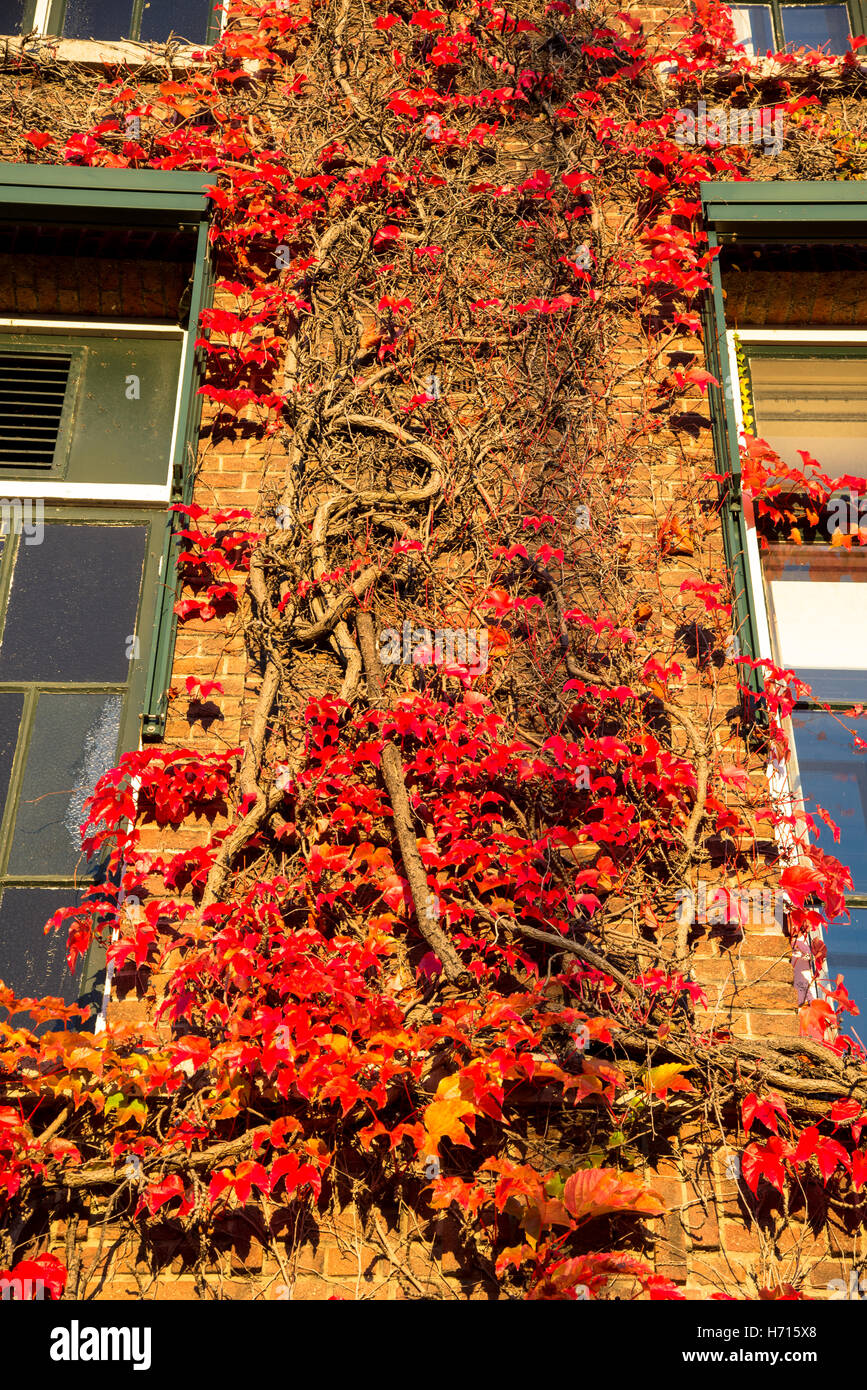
[{"x1": 544, "y1": 1173, "x2": 566, "y2": 1200}]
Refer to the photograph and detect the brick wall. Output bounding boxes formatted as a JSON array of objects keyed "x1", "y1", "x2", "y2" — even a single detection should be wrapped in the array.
[
  {"x1": 0, "y1": 253, "x2": 188, "y2": 320},
  {"x1": 725, "y1": 271, "x2": 867, "y2": 326}
]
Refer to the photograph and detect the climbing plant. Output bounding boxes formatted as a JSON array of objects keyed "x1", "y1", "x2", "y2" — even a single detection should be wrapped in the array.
[{"x1": 1, "y1": 0, "x2": 866, "y2": 1300}]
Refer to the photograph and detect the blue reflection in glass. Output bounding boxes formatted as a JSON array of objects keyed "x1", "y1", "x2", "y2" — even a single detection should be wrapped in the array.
[
  {"x1": 791, "y1": 710, "x2": 867, "y2": 893},
  {"x1": 730, "y1": 4, "x2": 776, "y2": 54},
  {"x1": 139, "y1": 0, "x2": 211, "y2": 42},
  {"x1": 61, "y1": 0, "x2": 134, "y2": 40},
  {"x1": 781, "y1": 4, "x2": 851, "y2": 53},
  {"x1": 825, "y1": 907, "x2": 867, "y2": 1038}
]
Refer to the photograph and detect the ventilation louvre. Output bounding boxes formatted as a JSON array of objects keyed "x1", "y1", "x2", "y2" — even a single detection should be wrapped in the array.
[{"x1": 0, "y1": 352, "x2": 71, "y2": 470}]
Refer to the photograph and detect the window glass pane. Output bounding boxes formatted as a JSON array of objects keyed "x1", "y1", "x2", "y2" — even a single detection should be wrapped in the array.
[
  {"x1": 0, "y1": 887, "x2": 94, "y2": 1023},
  {"x1": 791, "y1": 710, "x2": 867, "y2": 893},
  {"x1": 139, "y1": 0, "x2": 211, "y2": 43},
  {"x1": 7, "y1": 692, "x2": 122, "y2": 877},
  {"x1": 749, "y1": 357, "x2": 867, "y2": 479},
  {"x1": 781, "y1": 3, "x2": 851, "y2": 52},
  {"x1": 764, "y1": 547, "x2": 867, "y2": 699},
  {"x1": 0, "y1": 524, "x2": 146, "y2": 682},
  {"x1": 0, "y1": 693, "x2": 23, "y2": 813},
  {"x1": 62, "y1": 335, "x2": 182, "y2": 488},
  {"x1": 730, "y1": 4, "x2": 775, "y2": 55},
  {"x1": 825, "y1": 907, "x2": 867, "y2": 1032},
  {"x1": 60, "y1": 0, "x2": 134, "y2": 39},
  {"x1": 0, "y1": 1, "x2": 25, "y2": 33}
]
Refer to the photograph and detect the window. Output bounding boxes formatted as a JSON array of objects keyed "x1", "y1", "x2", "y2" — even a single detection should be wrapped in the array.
[
  {"x1": 0, "y1": 512, "x2": 164, "y2": 1012},
  {"x1": 0, "y1": 327, "x2": 182, "y2": 486},
  {"x1": 728, "y1": 0, "x2": 860, "y2": 54},
  {"x1": 700, "y1": 183, "x2": 867, "y2": 1040},
  {"x1": 731, "y1": 332, "x2": 867, "y2": 1032},
  {"x1": 0, "y1": 0, "x2": 223, "y2": 45},
  {"x1": 0, "y1": 166, "x2": 212, "y2": 1021}
]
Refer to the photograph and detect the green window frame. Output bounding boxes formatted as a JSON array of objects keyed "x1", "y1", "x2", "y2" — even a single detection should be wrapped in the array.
[
  {"x1": 727, "y1": 0, "x2": 865, "y2": 53},
  {"x1": 700, "y1": 181, "x2": 867, "y2": 710},
  {"x1": 0, "y1": 165, "x2": 214, "y2": 741}
]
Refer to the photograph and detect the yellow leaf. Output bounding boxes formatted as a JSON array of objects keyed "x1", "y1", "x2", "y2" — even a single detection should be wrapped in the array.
[
  {"x1": 643, "y1": 1063, "x2": 694, "y2": 1098},
  {"x1": 422, "y1": 1098, "x2": 475, "y2": 1155},
  {"x1": 435, "y1": 1071, "x2": 476, "y2": 1103},
  {"x1": 367, "y1": 1029, "x2": 413, "y2": 1049}
]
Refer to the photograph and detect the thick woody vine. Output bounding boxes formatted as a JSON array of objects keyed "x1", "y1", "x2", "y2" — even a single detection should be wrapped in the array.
[{"x1": 0, "y1": 0, "x2": 866, "y2": 1300}]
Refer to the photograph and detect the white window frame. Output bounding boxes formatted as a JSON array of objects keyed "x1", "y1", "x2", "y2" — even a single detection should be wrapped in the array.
[
  {"x1": 0, "y1": 317, "x2": 187, "y2": 503},
  {"x1": 726, "y1": 326, "x2": 867, "y2": 1036}
]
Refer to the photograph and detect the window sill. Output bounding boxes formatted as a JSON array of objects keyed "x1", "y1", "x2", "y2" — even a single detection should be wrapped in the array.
[
  {"x1": 658, "y1": 52, "x2": 867, "y2": 83},
  {"x1": 0, "y1": 33, "x2": 210, "y2": 67}
]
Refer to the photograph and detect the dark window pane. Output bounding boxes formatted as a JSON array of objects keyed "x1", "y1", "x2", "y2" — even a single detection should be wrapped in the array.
[
  {"x1": 792, "y1": 710, "x2": 867, "y2": 893},
  {"x1": 7, "y1": 693, "x2": 122, "y2": 877},
  {"x1": 140, "y1": 0, "x2": 211, "y2": 43},
  {"x1": 0, "y1": 525, "x2": 146, "y2": 682},
  {"x1": 825, "y1": 907, "x2": 867, "y2": 1038},
  {"x1": 0, "y1": 887, "x2": 99, "y2": 1023},
  {"x1": 60, "y1": 0, "x2": 134, "y2": 39},
  {"x1": 0, "y1": 1, "x2": 25, "y2": 33},
  {"x1": 781, "y1": 3, "x2": 851, "y2": 53},
  {"x1": 730, "y1": 4, "x2": 775, "y2": 54},
  {"x1": 64, "y1": 336, "x2": 182, "y2": 488},
  {"x1": 0, "y1": 693, "x2": 22, "y2": 814}
]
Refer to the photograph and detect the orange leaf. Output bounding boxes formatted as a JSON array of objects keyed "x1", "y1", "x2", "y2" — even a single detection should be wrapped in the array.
[
  {"x1": 643, "y1": 1063, "x2": 694, "y2": 1098},
  {"x1": 422, "y1": 1098, "x2": 476, "y2": 1155},
  {"x1": 563, "y1": 1168, "x2": 665, "y2": 1221}
]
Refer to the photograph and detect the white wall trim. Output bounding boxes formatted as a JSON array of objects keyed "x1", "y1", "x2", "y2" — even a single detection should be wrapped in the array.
[
  {"x1": 0, "y1": 482, "x2": 170, "y2": 502},
  {"x1": 736, "y1": 328, "x2": 867, "y2": 344},
  {"x1": 32, "y1": 0, "x2": 51, "y2": 31},
  {"x1": 0, "y1": 319, "x2": 184, "y2": 336}
]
